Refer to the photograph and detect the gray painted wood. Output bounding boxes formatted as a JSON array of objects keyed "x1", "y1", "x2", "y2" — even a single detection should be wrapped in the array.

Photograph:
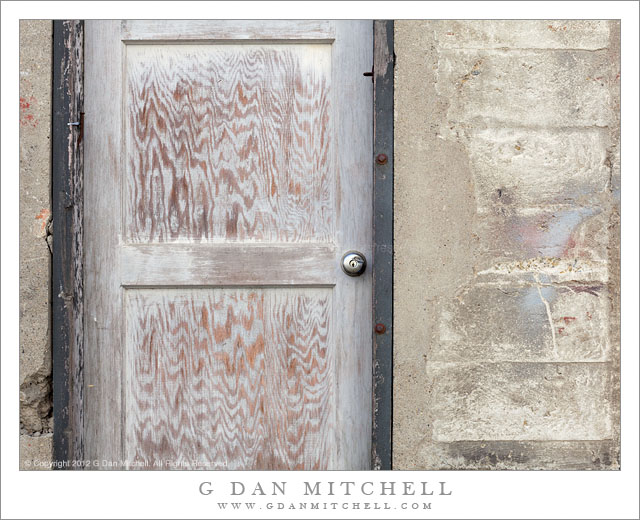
[
  {"x1": 122, "y1": 20, "x2": 335, "y2": 42},
  {"x1": 331, "y1": 21, "x2": 373, "y2": 468},
  {"x1": 84, "y1": 20, "x2": 125, "y2": 466},
  {"x1": 120, "y1": 244, "x2": 337, "y2": 287},
  {"x1": 84, "y1": 20, "x2": 372, "y2": 470}
]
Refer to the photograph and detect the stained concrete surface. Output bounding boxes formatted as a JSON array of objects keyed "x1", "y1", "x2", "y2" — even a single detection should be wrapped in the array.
[
  {"x1": 20, "y1": 20, "x2": 53, "y2": 467},
  {"x1": 393, "y1": 20, "x2": 620, "y2": 469},
  {"x1": 19, "y1": 434, "x2": 53, "y2": 470}
]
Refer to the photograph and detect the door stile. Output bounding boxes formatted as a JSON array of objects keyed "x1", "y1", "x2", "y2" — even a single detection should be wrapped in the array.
[
  {"x1": 332, "y1": 21, "x2": 374, "y2": 469},
  {"x1": 84, "y1": 20, "x2": 125, "y2": 465}
]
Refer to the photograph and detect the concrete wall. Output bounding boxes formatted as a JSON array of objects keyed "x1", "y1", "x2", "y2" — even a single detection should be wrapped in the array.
[
  {"x1": 393, "y1": 20, "x2": 620, "y2": 469},
  {"x1": 19, "y1": 20, "x2": 53, "y2": 468}
]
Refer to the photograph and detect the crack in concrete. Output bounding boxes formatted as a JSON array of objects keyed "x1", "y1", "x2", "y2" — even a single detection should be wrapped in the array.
[
  {"x1": 45, "y1": 215, "x2": 53, "y2": 255},
  {"x1": 534, "y1": 274, "x2": 558, "y2": 359}
]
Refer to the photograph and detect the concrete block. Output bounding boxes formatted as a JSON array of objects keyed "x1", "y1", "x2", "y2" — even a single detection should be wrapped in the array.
[
  {"x1": 467, "y1": 127, "x2": 612, "y2": 211},
  {"x1": 428, "y1": 362, "x2": 613, "y2": 442},
  {"x1": 433, "y1": 20, "x2": 611, "y2": 51},
  {"x1": 474, "y1": 206, "x2": 611, "y2": 271},
  {"x1": 432, "y1": 283, "x2": 611, "y2": 363},
  {"x1": 435, "y1": 49, "x2": 618, "y2": 128},
  {"x1": 417, "y1": 440, "x2": 619, "y2": 470},
  {"x1": 20, "y1": 434, "x2": 52, "y2": 470}
]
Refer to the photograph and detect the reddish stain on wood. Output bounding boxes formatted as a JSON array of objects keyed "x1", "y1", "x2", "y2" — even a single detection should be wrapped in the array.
[
  {"x1": 125, "y1": 289, "x2": 333, "y2": 470},
  {"x1": 84, "y1": 21, "x2": 373, "y2": 470},
  {"x1": 125, "y1": 45, "x2": 332, "y2": 243}
]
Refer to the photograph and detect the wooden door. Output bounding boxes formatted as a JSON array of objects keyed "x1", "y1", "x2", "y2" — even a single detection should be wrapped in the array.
[{"x1": 83, "y1": 20, "x2": 373, "y2": 470}]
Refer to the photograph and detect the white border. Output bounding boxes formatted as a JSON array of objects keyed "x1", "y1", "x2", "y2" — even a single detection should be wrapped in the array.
[{"x1": 2, "y1": 2, "x2": 638, "y2": 519}]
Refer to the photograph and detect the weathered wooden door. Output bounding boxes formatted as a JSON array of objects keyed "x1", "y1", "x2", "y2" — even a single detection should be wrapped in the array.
[{"x1": 83, "y1": 20, "x2": 373, "y2": 470}]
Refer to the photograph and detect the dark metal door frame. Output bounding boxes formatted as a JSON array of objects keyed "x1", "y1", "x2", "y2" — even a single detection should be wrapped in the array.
[
  {"x1": 371, "y1": 20, "x2": 394, "y2": 471},
  {"x1": 51, "y1": 19, "x2": 84, "y2": 466},
  {"x1": 51, "y1": 19, "x2": 394, "y2": 470}
]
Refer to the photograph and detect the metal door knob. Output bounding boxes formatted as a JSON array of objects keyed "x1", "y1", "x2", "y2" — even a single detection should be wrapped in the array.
[{"x1": 341, "y1": 251, "x2": 367, "y2": 277}]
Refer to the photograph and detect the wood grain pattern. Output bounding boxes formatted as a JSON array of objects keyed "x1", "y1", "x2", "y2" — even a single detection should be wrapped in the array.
[
  {"x1": 331, "y1": 21, "x2": 373, "y2": 469},
  {"x1": 84, "y1": 20, "x2": 124, "y2": 466},
  {"x1": 84, "y1": 21, "x2": 372, "y2": 470},
  {"x1": 69, "y1": 21, "x2": 85, "y2": 464},
  {"x1": 125, "y1": 44, "x2": 332, "y2": 243},
  {"x1": 125, "y1": 288, "x2": 333, "y2": 470}
]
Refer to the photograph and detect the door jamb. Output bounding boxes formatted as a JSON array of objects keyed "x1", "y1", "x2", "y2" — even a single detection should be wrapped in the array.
[
  {"x1": 51, "y1": 19, "x2": 84, "y2": 466},
  {"x1": 371, "y1": 19, "x2": 394, "y2": 470}
]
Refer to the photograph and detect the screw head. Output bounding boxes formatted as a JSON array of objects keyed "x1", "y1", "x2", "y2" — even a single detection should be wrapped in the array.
[
  {"x1": 374, "y1": 323, "x2": 386, "y2": 334},
  {"x1": 376, "y1": 153, "x2": 388, "y2": 165}
]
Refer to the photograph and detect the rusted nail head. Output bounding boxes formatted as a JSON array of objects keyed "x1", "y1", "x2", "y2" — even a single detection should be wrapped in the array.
[
  {"x1": 374, "y1": 323, "x2": 386, "y2": 334},
  {"x1": 376, "y1": 153, "x2": 388, "y2": 165}
]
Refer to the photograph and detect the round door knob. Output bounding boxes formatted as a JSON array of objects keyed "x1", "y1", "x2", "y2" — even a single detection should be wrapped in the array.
[{"x1": 341, "y1": 251, "x2": 367, "y2": 277}]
